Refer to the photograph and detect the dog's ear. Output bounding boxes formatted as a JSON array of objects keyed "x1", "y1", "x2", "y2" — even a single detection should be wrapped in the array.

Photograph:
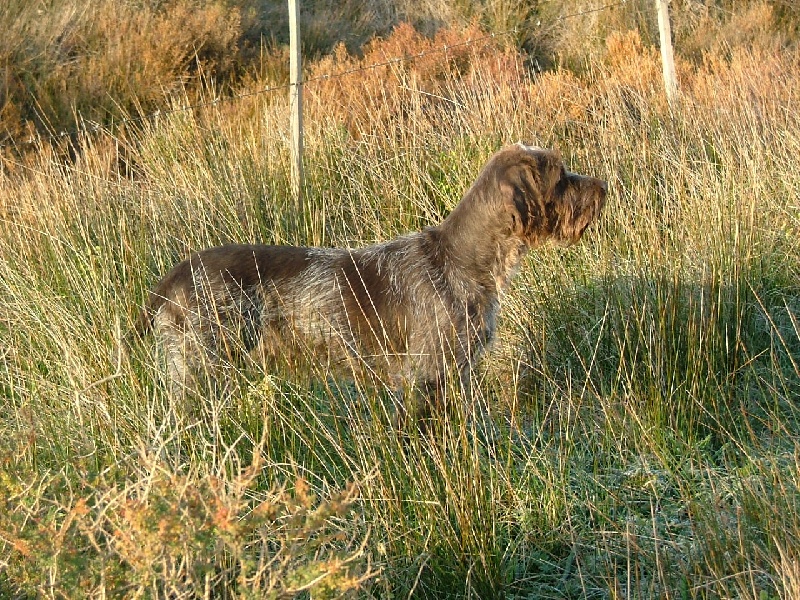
[
  {"x1": 500, "y1": 148, "x2": 564, "y2": 245},
  {"x1": 503, "y1": 179, "x2": 534, "y2": 240}
]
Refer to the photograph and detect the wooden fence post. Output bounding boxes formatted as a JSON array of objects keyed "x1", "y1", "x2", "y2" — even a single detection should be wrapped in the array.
[
  {"x1": 656, "y1": 0, "x2": 678, "y2": 107},
  {"x1": 288, "y1": 0, "x2": 304, "y2": 205}
]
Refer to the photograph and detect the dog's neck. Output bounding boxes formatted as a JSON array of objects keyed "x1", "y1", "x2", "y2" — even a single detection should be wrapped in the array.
[{"x1": 432, "y1": 199, "x2": 528, "y2": 297}]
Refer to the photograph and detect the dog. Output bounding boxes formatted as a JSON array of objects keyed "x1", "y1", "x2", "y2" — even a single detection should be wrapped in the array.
[{"x1": 130, "y1": 143, "x2": 607, "y2": 419}]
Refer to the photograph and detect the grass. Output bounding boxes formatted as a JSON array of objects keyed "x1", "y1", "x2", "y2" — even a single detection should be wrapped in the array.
[{"x1": 1, "y1": 9, "x2": 800, "y2": 600}]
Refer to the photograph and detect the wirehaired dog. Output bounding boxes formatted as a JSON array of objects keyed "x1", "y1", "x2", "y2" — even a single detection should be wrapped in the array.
[{"x1": 130, "y1": 143, "x2": 607, "y2": 420}]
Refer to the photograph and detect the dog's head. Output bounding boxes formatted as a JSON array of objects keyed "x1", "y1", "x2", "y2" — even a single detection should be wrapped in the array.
[{"x1": 490, "y1": 143, "x2": 607, "y2": 247}]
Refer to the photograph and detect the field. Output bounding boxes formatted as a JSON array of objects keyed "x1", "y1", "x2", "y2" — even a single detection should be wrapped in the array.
[{"x1": 1, "y1": 1, "x2": 800, "y2": 597}]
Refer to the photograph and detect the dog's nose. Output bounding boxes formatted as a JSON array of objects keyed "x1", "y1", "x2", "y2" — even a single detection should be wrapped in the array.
[{"x1": 599, "y1": 179, "x2": 608, "y2": 194}]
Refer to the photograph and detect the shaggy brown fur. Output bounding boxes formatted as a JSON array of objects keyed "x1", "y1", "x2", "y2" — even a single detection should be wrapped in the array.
[{"x1": 130, "y1": 144, "x2": 607, "y2": 415}]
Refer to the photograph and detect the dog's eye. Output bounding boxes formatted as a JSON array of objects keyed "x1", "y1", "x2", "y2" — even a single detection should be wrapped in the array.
[
  {"x1": 553, "y1": 169, "x2": 569, "y2": 196},
  {"x1": 552, "y1": 166, "x2": 567, "y2": 190}
]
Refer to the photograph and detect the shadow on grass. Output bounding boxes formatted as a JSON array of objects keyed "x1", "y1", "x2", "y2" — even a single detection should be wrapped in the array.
[{"x1": 515, "y1": 263, "x2": 800, "y2": 453}]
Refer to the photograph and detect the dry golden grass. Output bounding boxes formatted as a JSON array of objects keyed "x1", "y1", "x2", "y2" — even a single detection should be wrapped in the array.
[
  {"x1": 0, "y1": 0, "x2": 245, "y2": 148},
  {"x1": 1, "y1": 3, "x2": 800, "y2": 598}
]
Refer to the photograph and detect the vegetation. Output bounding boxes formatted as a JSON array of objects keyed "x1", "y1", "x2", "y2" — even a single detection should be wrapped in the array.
[{"x1": 1, "y1": 0, "x2": 799, "y2": 597}]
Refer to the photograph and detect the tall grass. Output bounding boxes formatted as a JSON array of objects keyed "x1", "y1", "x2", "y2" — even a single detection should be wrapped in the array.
[{"x1": 1, "y1": 19, "x2": 800, "y2": 599}]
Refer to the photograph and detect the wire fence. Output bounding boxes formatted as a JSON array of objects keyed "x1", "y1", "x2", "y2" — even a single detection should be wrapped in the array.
[{"x1": 1, "y1": 0, "x2": 626, "y2": 151}]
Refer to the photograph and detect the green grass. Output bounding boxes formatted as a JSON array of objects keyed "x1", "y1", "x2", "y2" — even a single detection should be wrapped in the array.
[{"x1": 1, "y1": 20, "x2": 800, "y2": 599}]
